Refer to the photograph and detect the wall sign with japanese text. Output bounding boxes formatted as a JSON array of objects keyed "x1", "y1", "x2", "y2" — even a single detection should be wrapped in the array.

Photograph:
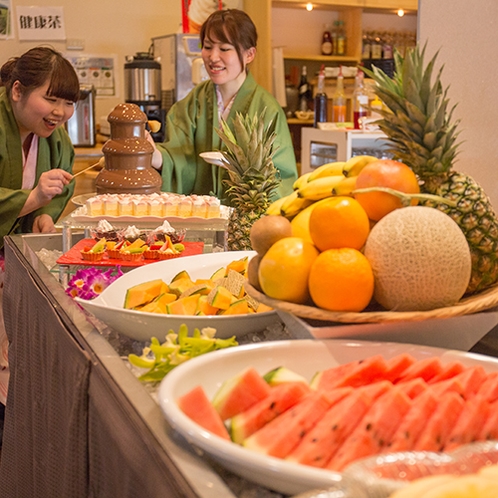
[{"x1": 16, "y1": 6, "x2": 65, "y2": 41}]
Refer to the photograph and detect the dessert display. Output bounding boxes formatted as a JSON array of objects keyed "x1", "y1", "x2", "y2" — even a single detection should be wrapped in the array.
[
  {"x1": 95, "y1": 103, "x2": 162, "y2": 195},
  {"x1": 83, "y1": 193, "x2": 222, "y2": 219},
  {"x1": 147, "y1": 220, "x2": 186, "y2": 245},
  {"x1": 90, "y1": 219, "x2": 120, "y2": 242}
]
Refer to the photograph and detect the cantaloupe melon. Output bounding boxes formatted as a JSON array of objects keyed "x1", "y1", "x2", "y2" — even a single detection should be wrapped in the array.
[{"x1": 364, "y1": 206, "x2": 472, "y2": 311}]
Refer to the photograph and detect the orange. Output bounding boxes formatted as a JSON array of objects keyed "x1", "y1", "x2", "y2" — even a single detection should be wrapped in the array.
[
  {"x1": 309, "y1": 248, "x2": 374, "y2": 312},
  {"x1": 258, "y1": 237, "x2": 319, "y2": 304},
  {"x1": 354, "y1": 159, "x2": 420, "y2": 221},
  {"x1": 308, "y1": 196, "x2": 370, "y2": 251}
]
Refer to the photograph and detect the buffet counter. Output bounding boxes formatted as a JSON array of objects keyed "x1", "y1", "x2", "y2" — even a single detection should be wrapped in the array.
[{"x1": 0, "y1": 233, "x2": 311, "y2": 498}]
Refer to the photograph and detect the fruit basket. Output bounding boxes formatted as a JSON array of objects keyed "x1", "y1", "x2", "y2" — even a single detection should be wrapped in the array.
[{"x1": 244, "y1": 281, "x2": 498, "y2": 325}]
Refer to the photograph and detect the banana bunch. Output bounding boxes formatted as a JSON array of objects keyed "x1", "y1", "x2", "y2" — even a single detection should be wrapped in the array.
[{"x1": 266, "y1": 155, "x2": 379, "y2": 218}]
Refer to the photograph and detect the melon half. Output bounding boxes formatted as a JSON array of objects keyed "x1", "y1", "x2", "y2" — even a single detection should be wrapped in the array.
[{"x1": 364, "y1": 206, "x2": 472, "y2": 311}]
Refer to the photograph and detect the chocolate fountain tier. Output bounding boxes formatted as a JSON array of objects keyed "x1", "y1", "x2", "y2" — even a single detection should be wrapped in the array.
[{"x1": 107, "y1": 102, "x2": 147, "y2": 138}]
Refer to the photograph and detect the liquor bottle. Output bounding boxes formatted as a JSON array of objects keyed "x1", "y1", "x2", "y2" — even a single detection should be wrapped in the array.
[
  {"x1": 314, "y1": 65, "x2": 328, "y2": 127},
  {"x1": 298, "y1": 65, "x2": 311, "y2": 112},
  {"x1": 332, "y1": 67, "x2": 346, "y2": 123},
  {"x1": 321, "y1": 25, "x2": 333, "y2": 56},
  {"x1": 336, "y1": 20, "x2": 346, "y2": 56},
  {"x1": 352, "y1": 69, "x2": 369, "y2": 129}
]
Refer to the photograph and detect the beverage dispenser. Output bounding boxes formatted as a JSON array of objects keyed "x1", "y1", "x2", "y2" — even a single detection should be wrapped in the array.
[{"x1": 124, "y1": 51, "x2": 165, "y2": 141}]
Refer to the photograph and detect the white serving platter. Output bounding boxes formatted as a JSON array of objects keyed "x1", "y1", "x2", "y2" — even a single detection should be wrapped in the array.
[
  {"x1": 157, "y1": 339, "x2": 498, "y2": 496},
  {"x1": 75, "y1": 251, "x2": 281, "y2": 341}
]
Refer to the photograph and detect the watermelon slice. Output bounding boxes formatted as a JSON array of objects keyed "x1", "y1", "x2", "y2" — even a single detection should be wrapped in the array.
[
  {"x1": 477, "y1": 372, "x2": 498, "y2": 403},
  {"x1": 212, "y1": 367, "x2": 271, "y2": 421},
  {"x1": 395, "y1": 357, "x2": 443, "y2": 383},
  {"x1": 445, "y1": 395, "x2": 490, "y2": 451},
  {"x1": 177, "y1": 385, "x2": 230, "y2": 440},
  {"x1": 230, "y1": 382, "x2": 311, "y2": 444},
  {"x1": 309, "y1": 360, "x2": 360, "y2": 391},
  {"x1": 263, "y1": 366, "x2": 309, "y2": 387},
  {"x1": 479, "y1": 399, "x2": 498, "y2": 441},
  {"x1": 286, "y1": 383, "x2": 389, "y2": 468},
  {"x1": 429, "y1": 376, "x2": 465, "y2": 398},
  {"x1": 396, "y1": 377, "x2": 428, "y2": 399},
  {"x1": 383, "y1": 353, "x2": 417, "y2": 383},
  {"x1": 431, "y1": 365, "x2": 488, "y2": 400},
  {"x1": 414, "y1": 391, "x2": 465, "y2": 452},
  {"x1": 386, "y1": 388, "x2": 438, "y2": 453},
  {"x1": 327, "y1": 387, "x2": 412, "y2": 471},
  {"x1": 242, "y1": 391, "x2": 333, "y2": 458},
  {"x1": 311, "y1": 355, "x2": 388, "y2": 391},
  {"x1": 427, "y1": 360, "x2": 466, "y2": 384}
]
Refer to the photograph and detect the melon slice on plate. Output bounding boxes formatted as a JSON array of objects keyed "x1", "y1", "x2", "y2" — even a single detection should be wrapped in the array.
[
  {"x1": 479, "y1": 399, "x2": 498, "y2": 441},
  {"x1": 327, "y1": 387, "x2": 412, "y2": 471},
  {"x1": 477, "y1": 372, "x2": 498, "y2": 403},
  {"x1": 243, "y1": 391, "x2": 333, "y2": 459},
  {"x1": 396, "y1": 377, "x2": 429, "y2": 399},
  {"x1": 212, "y1": 367, "x2": 271, "y2": 421},
  {"x1": 427, "y1": 360, "x2": 466, "y2": 384},
  {"x1": 383, "y1": 353, "x2": 417, "y2": 383},
  {"x1": 177, "y1": 385, "x2": 230, "y2": 441},
  {"x1": 396, "y1": 357, "x2": 443, "y2": 383}
]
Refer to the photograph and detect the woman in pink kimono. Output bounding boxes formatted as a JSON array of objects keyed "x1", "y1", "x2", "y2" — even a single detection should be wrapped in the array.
[{"x1": 0, "y1": 47, "x2": 80, "y2": 437}]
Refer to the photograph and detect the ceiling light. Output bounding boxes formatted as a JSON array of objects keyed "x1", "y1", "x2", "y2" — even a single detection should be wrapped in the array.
[
  {"x1": 397, "y1": 8, "x2": 405, "y2": 17},
  {"x1": 306, "y1": 3, "x2": 313, "y2": 11}
]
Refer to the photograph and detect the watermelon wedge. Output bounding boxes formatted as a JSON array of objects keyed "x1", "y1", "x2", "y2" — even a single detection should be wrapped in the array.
[
  {"x1": 386, "y1": 388, "x2": 438, "y2": 453},
  {"x1": 431, "y1": 365, "x2": 488, "y2": 400},
  {"x1": 177, "y1": 385, "x2": 230, "y2": 441},
  {"x1": 445, "y1": 395, "x2": 490, "y2": 451},
  {"x1": 477, "y1": 372, "x2": 498, "y2": 403},
  {"x1": 327, "y1": 387, "x2": 412, "y2": 471},
  {"x1": 243, "y1": 391, "x2": 333, "y2": 458},
  {"x1": 396, "y1": 357, "x2": 443, "y2": 383},
  {"x1": 479, "y1": 399, "x2": 498, "y2": 441},
  {"x1": 383, "y1": 353, "x2": 417, "y2": 383},
  {"x1": 286, "y1": 385, "x2": 385, "y2": 468},
  {"x1": 230, "y1": 382, "x2": 311, "y2": 444},
  {"x1": 212, "y1": 367, "x2": 271, "y2": 421},
  {"x1": 310, "y1": 360, "x2": 360, "y2": 391},
  {"x1": 414, "y1": 391, "x2": 465, "y2": 452},
  {"x1": 396, "y1": 377, "x2": 428, "y2": 399},
  {"x1": 427, "y1": 360, "x2": 466, "y2": 384}
]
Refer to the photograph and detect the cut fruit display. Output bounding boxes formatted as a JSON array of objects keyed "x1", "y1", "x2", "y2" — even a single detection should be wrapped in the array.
[{"x1": 177, "y1": 352, "x2": 498, "y2": 474}]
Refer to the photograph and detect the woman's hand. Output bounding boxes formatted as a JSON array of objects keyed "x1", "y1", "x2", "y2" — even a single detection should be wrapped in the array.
[
  {"x1": 32, "y1": 214, "x2": 56, "y2": 233},
  {"x1": 145, "y1": 130, "x2": 164, "y2": 171},
  {"x1": 19, "y1": 169, "x2": 73, "y2": 217}
]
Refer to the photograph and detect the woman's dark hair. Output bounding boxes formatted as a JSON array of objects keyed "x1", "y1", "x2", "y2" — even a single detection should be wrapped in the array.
[
  {"x1": 200, "y1": 9, "x2": 257, "y2": 69},
  {"x1": 0, "y1": 46, "x2": 80, "y2": 102}
]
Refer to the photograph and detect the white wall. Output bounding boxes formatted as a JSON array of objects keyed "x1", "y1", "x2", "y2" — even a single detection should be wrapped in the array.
[
  {"x1": 0, "y1": 0, "x2": 182, "y2": 120},
  {"x1": 419, "y1": 0, "x2": 498, "y2": 209}
]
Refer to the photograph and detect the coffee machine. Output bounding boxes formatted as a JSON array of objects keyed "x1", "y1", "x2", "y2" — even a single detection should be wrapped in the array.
[
  {"x1": 66, "y1": 84, "x2": 96, "y2": 146},
  {"x1": 124, "y1": 51, "x2": 165, "y2": 141}
]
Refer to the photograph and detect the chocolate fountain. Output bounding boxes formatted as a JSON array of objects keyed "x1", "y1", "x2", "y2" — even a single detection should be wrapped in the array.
[{"x1": 95, "y1": 103, "x2": 162, "y2": 195}]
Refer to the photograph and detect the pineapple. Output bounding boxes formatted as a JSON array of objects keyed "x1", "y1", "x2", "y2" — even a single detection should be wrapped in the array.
[
  {"x1": 366, "y1": 45, "x2": 498, "y2": 294},
  {"x1": 216, "y1": 109, "x2": 281, "y2": 251}
]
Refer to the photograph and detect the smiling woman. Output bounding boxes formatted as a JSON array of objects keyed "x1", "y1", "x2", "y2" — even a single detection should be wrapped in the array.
[{"x1": 0, "y1": 46, "x2": 80, "y2": 423}]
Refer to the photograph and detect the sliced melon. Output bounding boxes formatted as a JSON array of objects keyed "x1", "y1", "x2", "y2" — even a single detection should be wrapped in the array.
[
  {"x1": 171, "y1": 269, "x2": 191, "y2": 282},
  {"x1": 166, "y1": 293, "x2": 200, "y2": 315},
  {"x1": 263, "y1": 367, "x2": 308, "y2": 387},
  {"x1": 195, "y1": 295, "x2": 219, "y2": 316},
  {"x1": 220, "y1": 298, "x2": 250, "y2": 315},
  {"x1": 124, "y1": 279, "x2": 167, "y2": 309},
  {"x1": 226, "y1": 256, "x2": 248, "y2": 275},
  {"x1": 168, "y1": 277, "x2": 195, "y2": 296},
  {"x1": 207, "y1": 285, "x2": 235, "y2": 310},
  {"x1": 210, "y1": 267, "x2": 226, "y2": 280}
]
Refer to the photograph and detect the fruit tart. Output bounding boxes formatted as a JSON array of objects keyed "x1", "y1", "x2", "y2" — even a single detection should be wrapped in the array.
[
  {"x1": 157, "y1": 235, "x2": 185, "y2": 260},
  {"x1": 81, "y1": 238, "x2": 106, "y2": 261}
]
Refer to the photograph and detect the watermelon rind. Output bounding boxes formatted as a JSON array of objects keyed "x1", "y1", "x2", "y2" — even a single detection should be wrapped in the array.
[{"x1": 263, "y1": 367, "x2": 308, "y2": 386}]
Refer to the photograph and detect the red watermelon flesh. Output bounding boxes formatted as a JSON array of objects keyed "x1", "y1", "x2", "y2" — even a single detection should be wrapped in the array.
[
  {"x1": 212, "y1": 367, "x2": 272, "y2": 421},
  {"x1": 396, "y1": 357, "x2": 443, "y2": 383},
  {"x1": 386, "y1": 389, "x2": 438, "y2": 453},
  {"x1": 177, "y1": 385, "x2": 231, "y2": 441},
  {"x1": 309, "y1": 360, "x2": 360, "y2": 391},
  {"x1": 286, "y1": 385, "x2": 386, "y2": 468},
  {"x1": 230, "y1": 382, "x2": 311, "y2": 444},
  {"x1": 242, "y1": 391, "x2": 333, "y2": 459},
  {"x1": 414, "y1": 391, "x2": 465, "y2": 452},
  {"x1": 396, "y1": 377, "x2": 429, "y2": 399},
  {"x1": 477, "y1": 372, "x2": 498, "y2": 403},
  {"x1": 444, "y1": 395, "x2": 490, "y2": 451},
  {"x1": 383, "y1": 353, "x2": 417, "y2": 383},
  {"x1": 444, "y1": 365, "x2": 488, "y2": 400},
  {"x1": 427, "y1": 361, "x2": 466, "y2": 384},
  {"x1": 327, "y1": 387, "x2": 412, "y2": 471},
  {"x1": 479, "y1": 399, "x2": 498, "y2": 441},
  {"x1": 429, "y1": 376, "x2": 465, "y2": 398}
]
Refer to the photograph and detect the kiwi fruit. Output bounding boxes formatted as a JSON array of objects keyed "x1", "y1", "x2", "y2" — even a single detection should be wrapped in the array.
[{"x1": 250, "y1": 215, "x2": 292, "y2": 256}]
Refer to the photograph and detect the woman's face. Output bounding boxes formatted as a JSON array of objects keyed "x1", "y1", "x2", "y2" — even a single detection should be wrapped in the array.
[
  {"x1": 11, "y1": 79, "x2": 75, "y2": 139},
  {"x1": 201, "y1": 35, "x2": 255, "y2": 89}
]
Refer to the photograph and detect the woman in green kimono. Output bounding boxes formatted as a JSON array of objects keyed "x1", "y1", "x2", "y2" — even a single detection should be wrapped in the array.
[
  {"x1": 151, "y1": 9, "x2": 298, "y2": 201},
  {"x1": 0, "y1": 46, "x2": 79, "y2": 419}
]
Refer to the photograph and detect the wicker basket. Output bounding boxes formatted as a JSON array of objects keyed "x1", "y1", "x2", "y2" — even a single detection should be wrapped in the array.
[{"x1": 244, "y1": 281, "x2": 498, "y2": 324}]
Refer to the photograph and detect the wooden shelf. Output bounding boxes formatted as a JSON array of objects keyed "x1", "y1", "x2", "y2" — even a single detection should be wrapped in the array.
[{"x1": 283, "y1": 54, "x2": 359, "y2": 62}]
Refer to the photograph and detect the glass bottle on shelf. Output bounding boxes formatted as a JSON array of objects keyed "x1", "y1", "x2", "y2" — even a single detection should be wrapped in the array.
[
  {"x1": 321, "y1": 25, "x2": 333, "y2": 56},
  {"x1": 332, "y1": 67, "x2": 346, "y2": 123},
  {"x1": 298, "y1": 65, "x2": 311, "y2": 112},
  {"x1": 336, "y1": 20, "x2": 346, "y2": 56},
  {"x1": 352, "y1": 69, "x2": 369, "y2": 129},
  {"x1": 371, "y1": 31, "x2": 383, "y2": 60},
  {"x1": 362, "y1": 31, "x2": 371, "y2": 60},
  {"x1": 314, "y1": 65, "x2": 328, "y2": 127},
  {"x1": 331, "y1": 20, "x2": 339, "y2": 55}
]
